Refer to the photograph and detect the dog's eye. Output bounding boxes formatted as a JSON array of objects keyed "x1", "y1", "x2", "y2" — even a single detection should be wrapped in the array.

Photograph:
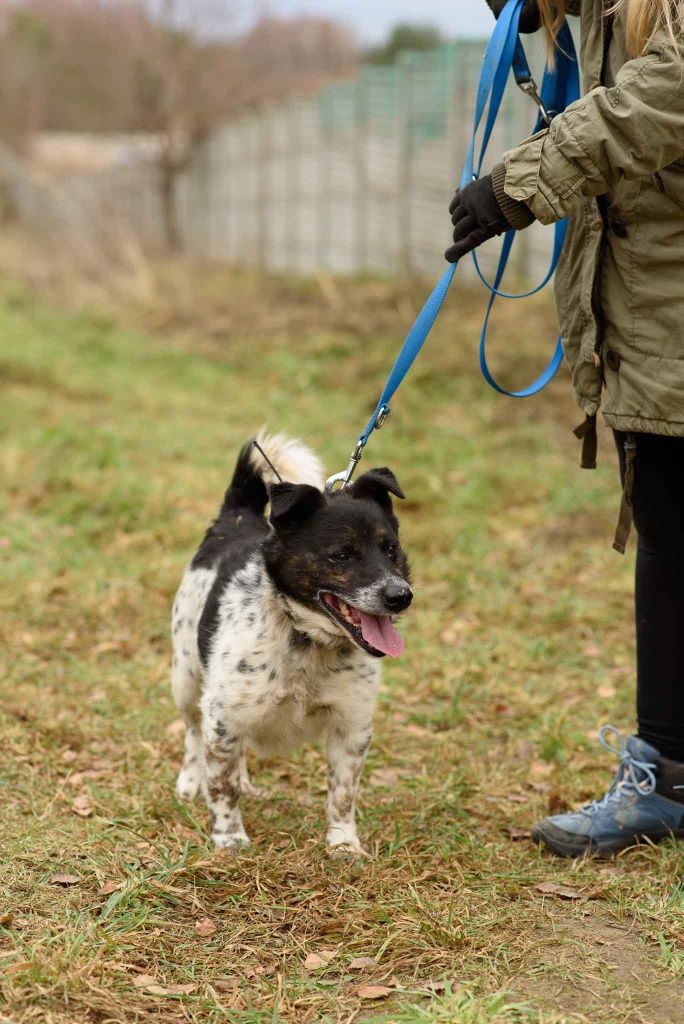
[
  {"x1": 380, "y1": 538, "x2": 399, "y2": 559},
  {"x1": 329, "y1": 550, "x2": 353, "y2": 563}
]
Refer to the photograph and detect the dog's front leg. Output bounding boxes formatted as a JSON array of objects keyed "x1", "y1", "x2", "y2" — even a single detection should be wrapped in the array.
[
  {"x1": 203, "y1": 721, "x2": 249, "y2": 850},
  {"x1": 326, "y1": 717, "x2": 372, "y2": 857}
]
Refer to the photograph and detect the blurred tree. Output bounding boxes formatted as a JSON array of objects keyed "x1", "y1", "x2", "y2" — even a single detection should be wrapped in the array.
[
  {"x1": 365, "y1": 23, "x2": 444, "y2": 64},
  {"x1": 0, "y1": 0, "x2": 357, "y2": 248}
]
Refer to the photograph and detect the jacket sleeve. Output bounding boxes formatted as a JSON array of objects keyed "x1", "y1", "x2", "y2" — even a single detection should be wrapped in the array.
[{"x1": 501, "y1": 29, "x2": 684, "y2": 224}]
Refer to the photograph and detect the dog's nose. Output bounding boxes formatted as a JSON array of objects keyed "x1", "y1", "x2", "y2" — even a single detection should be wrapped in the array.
[{"x1": 382, "y1": 582, "x2": 413, "y2": 612}]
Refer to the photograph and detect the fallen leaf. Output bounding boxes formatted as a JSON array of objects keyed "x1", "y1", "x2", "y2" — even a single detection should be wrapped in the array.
[
  {"x1": 195, "y1": 917, "x2": 217, "y2": 938},
  {"x1": 506, "y1": 827, "x2": 531, "y2": 840},
  {"x1": 529, "y1": 760, "x2": 554, "y2": 780},
  {"x1": 304, "y1": 949, "x2": 337, "y2": 971},
  {"x1": 61, "y1": 749, "x2": 79, "y2": 764},
  {"x1": 403, "y1": 723, "x2": 431, "y2": 737},
  {"x1": 0, "y1": 913, "x2": 14, "y2": 927},
  {"x1": 99, "y1": 881, "x2": 123, "y2": 896},
  {"x1": 68, "y1": 770, "x2": 101, "y2": 788},
  {"x1": 166, "y1": 719, "x2": 186, "y2": 737},
  {"x1": 71, "y1": 794, "x2": 93, "y2": 818},
  {"x1": 213, "y1": 978, "x2": 238, "y2": 993},
  {"x1": 243, "y1": 964, "x2": 275, "y2": 978},
  {"x1": 49, "y1": 874, "x2": 80, "y2": 886},
  {"x1": 425, "y1": 980, "x2": 447, "y2": 994},
  {"x1": 3, "y1": 959, "x2": 31, "y2": 975},
  {"x1": 534, "y1": 881, "x2": 583, "y2": 900},
  {"x1": 357, "y1": 984, "x2": 392, "y2": 999},
  {"x1": 133, "y1": 974, "x2": 158, "y2": 989},
  {"x1": 598, "y1": 683, "x2": 616, "y2": 699},
  {"x1": 131, "y1": 974, "x2": 196, "y2": 996},
  {"x1": 349, "y1": 957, "x2": 377, "y2": 970},
  {"x1": 369, "y1": 768, "x2": 398, "y2": 787},
  {"x1": 547, "y1": 792, "x2": 570, "y2": 815}
]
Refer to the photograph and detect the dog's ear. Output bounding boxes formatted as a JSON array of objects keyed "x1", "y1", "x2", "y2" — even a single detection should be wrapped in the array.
[
  {"x1": 349, "y1": 467, "x2": 405, "y2": 510},
  {"x1": 269, "y1": 482, "x2": 324, "y2": 532}
]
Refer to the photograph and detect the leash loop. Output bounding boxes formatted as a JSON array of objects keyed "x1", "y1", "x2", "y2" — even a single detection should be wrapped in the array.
[{"x1": 324, "y1": 1, "x2": 579, "y2": 490}]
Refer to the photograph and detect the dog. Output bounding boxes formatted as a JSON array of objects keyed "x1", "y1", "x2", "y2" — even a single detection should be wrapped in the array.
[{"x1": 170, "y1": 432, "x2": 412, "y2": 856}]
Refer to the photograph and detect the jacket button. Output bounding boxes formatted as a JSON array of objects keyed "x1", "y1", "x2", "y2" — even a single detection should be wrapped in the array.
[
  {"x1": 590, "y1": 218, "x2": 603, "y2": 231},
  {"x1": 605, "y1": 349, "x2": 621, "y2": 371}
]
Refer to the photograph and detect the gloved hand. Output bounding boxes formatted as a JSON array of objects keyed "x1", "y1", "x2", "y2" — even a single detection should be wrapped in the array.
[
  {"x1": 445, "y1": 174, "x2": 511, "y2": 264},
  {"x1": 486, "y1": 0, "x2": 541, "y2": 33}
]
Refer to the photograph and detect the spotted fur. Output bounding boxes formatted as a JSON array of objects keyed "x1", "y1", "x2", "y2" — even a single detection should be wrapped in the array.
[{"x1": 170, "y1": 432, "x2": 412, "y2": 854}]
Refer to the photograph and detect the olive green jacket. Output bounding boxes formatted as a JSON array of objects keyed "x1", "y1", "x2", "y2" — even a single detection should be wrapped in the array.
[{"x1": 499, "y1": 0, "x2": 684, "y2": 436}]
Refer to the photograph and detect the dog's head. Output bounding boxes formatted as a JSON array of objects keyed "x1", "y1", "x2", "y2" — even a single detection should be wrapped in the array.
[{"x1": 264, "y1": 468, "x2": 412, "y2": 658}]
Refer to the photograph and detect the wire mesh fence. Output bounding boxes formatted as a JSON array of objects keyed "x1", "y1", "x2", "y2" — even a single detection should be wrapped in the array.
[{"x1": 1, "y1": 34, "x2": 570, "y2": 284}]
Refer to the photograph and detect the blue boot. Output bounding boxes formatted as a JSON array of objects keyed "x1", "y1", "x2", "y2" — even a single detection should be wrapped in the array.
[{"x1": 532, "y1": 726, "x2": 684, "y2": 857}]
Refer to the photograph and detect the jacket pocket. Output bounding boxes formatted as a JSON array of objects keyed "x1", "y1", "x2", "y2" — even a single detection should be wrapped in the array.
[{"x1": 653, "y1": 160, "x2": 684, "y2": 211}]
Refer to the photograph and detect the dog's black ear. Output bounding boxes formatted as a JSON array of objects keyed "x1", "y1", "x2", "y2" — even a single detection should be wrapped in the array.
[
  {"x1": 349, "y1": 468, "x2": 405, "y2": 510},
  {"x1": 269, "y1": 482, "x2": 324, "y2": 531}
]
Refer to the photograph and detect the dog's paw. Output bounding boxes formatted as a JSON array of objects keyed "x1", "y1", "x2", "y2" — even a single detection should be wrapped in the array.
[
  {"x1": 175, "y1": 770, "x2": 202, "y2": 801},
  {"x1": 327, "y1": 842, "x2": 370, "y2": 862},
  {"x1": 212, "y1": 830, "x2": 251, "y2": 852},
  {"x1": 240, "y1": 778, "x2": 267, "y2": 799}
]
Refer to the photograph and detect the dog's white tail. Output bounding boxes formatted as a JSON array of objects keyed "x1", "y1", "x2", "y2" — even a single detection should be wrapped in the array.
[{"x1": 251, "y1": 429, "x2": 324, "y2": 489}]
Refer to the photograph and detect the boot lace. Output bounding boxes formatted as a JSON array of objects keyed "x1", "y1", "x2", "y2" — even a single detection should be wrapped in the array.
[{"x1": 582, "y1": 725, "x2": 657, "y2": 815}]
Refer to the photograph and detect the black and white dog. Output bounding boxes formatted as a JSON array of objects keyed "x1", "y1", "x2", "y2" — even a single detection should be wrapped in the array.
[{"x1": 171, "y1": 433, "x2": 412, "y2": 855}]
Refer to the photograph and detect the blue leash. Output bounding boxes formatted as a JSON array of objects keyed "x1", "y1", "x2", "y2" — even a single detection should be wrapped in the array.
[{"x1": 325, "y1": 0, "x2": 579, "y2": 490}]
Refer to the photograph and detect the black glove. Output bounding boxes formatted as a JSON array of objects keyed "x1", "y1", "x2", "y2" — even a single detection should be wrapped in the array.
[
  {"x1": 444, "y1": 174, "x2": 510, "y2": 264},
  {"x1": 486, "y1": 0, "x2": 541, "y2": 33}
]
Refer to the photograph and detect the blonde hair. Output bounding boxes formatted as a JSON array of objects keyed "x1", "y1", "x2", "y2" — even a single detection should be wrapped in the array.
[{"x1": 538, "y1": 0, "x2": 683, "y2": 57}]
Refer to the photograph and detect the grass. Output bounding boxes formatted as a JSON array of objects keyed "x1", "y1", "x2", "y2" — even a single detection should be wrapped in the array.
[{"x1": 1, "y1": 241, "x2": 683, "y2": 1023}]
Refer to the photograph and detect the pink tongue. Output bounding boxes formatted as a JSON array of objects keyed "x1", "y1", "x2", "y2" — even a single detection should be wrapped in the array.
[{"x1": 356, "y1": 610, "x2": 405, "y2": 657}]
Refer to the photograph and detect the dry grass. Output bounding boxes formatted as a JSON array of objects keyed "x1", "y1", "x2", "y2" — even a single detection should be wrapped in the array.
[{"x1": 1, "y1": 237, "x2": 682, "y2": 1023}]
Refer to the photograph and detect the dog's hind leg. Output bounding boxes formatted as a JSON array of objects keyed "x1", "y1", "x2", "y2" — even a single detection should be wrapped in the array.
[
  {"x1": 171, "y1": 569, "x2": 215, "y2": 801},
  {"x1": 175, "y1": 705, "x2": 204, "y2": 801},
  {"x1": 171, "y1": 648, "x2": 204, "y2": 801},
  {"x1": 239, "y1": 749, "x2": 265, "y2": 799}
]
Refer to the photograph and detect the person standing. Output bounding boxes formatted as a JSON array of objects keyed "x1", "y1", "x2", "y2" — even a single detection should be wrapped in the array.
[{"x1": 446, "y1": 0, "x2": 684, "y2": 856}]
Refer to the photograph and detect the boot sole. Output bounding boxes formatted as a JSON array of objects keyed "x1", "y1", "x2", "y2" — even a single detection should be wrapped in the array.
[{"x1": 531, "y1": 824, "x2": 684, "y2": 859}]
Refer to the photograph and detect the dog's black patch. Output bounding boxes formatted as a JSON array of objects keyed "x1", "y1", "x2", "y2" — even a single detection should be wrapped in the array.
[
  {"x1": 263, "y1": 468, "x2": 411, "y2": 611},
  {"x1": 290, "y1": 629, "x2": 312, "y2": 650},
  {"x1": 193, "y1": 446, "x2": 410, "y2": 665}
]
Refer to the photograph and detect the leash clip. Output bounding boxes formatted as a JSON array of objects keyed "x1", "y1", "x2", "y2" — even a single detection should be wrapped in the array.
[
  {"x1": 325, "y1": 439, "x2": 366, "y2": 492},
  {"x1": 324, "y1": 405, "x2": 390, "y2": 492},
  {"x1": 517, "y1": 75, "x2": 552, "y2": 127}
]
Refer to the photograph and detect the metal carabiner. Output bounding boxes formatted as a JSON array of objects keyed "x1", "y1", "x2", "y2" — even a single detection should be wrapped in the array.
[
  {"x1": 517, "y1": 76, "x2": 552, "y2": 127},
  {"x1": 324, "y1": 439, "x2": 366, "y2": 492},
  {"x1": 324, "y1": 406, "x2": 390, "y2": 491}
]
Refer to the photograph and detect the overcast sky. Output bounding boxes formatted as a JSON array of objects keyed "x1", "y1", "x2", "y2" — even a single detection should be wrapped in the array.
[{"x1": 253, "y1": 1, "x2": 494, "y2": 42}]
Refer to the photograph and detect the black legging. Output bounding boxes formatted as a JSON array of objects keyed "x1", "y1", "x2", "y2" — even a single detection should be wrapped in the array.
[{"x1": 615, "y1": 431, "x2": 684, "y2": 762}]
